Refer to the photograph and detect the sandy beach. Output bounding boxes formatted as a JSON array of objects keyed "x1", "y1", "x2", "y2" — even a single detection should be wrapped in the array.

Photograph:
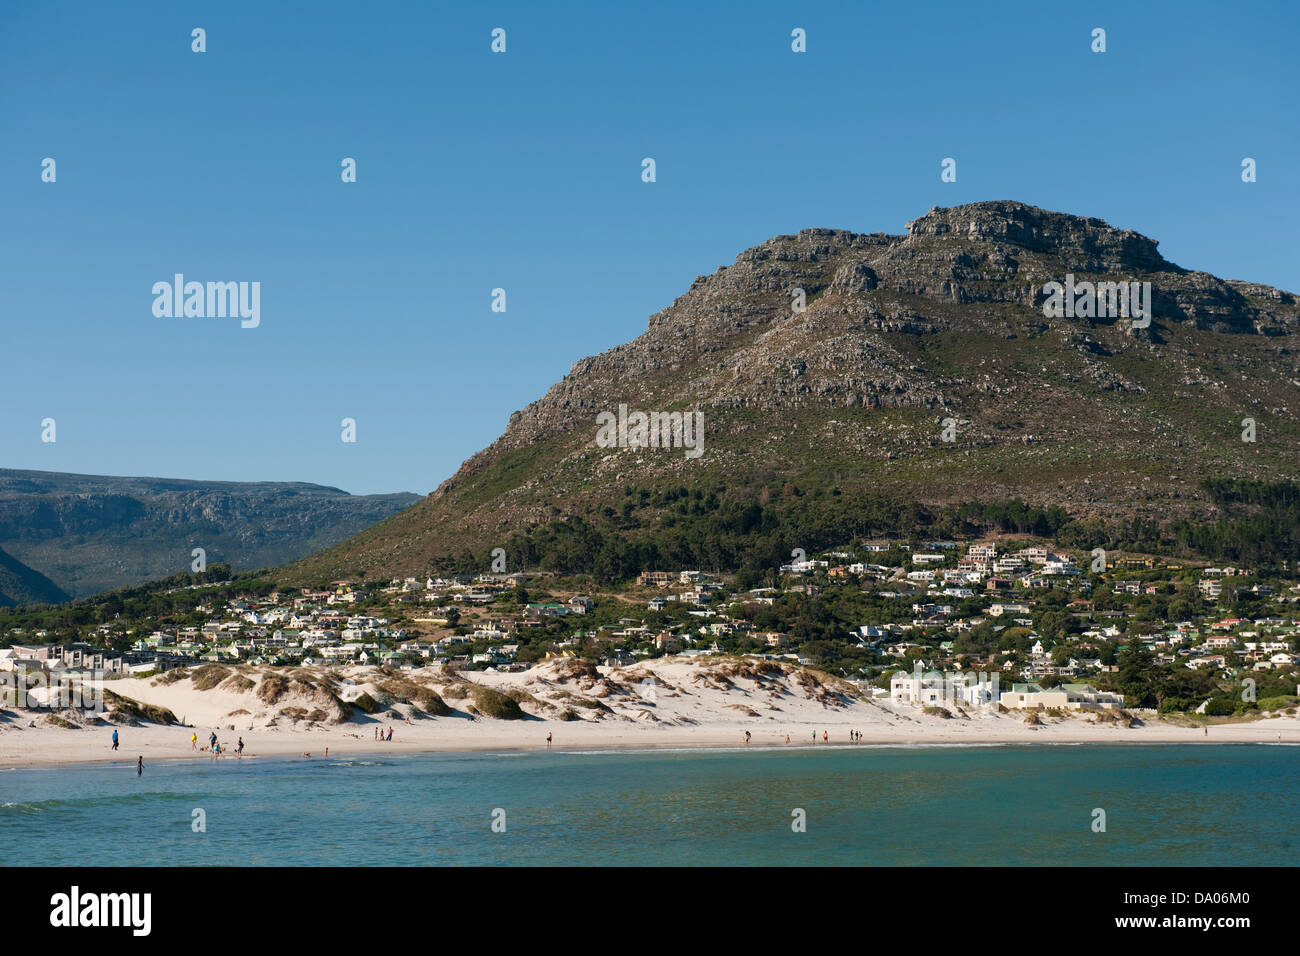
[{"x1": 3, "y1": 657, "x2": 1297, "y2": 770}]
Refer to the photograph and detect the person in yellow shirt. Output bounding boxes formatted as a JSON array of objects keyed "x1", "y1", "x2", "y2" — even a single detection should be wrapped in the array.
[{"x1": 191, "y1": 732, "x2": 198, "y2": 750}]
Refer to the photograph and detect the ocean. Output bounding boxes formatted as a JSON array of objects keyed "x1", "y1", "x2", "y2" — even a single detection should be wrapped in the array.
[{"x1": 2, "y1": 744, "x2": 1297, "y2": 866}]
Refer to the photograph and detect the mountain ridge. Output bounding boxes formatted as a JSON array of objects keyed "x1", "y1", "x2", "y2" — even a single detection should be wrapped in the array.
[
  {"x1": 269, "y1": 200, "x2": 1297, "y2": 581},
  {"x1": 0, "y1": 469, "x2": 421, "y2": 599}
]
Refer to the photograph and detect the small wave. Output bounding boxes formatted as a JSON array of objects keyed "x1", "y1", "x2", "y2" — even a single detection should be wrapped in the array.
[{"x1": 2, "y1": 801, "x2": 46, "y2": 814}]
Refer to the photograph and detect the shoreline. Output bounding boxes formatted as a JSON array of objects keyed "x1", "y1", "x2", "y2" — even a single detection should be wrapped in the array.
[{"x1": 4, "y1": 717, "x2": 1297, "y2": 772}]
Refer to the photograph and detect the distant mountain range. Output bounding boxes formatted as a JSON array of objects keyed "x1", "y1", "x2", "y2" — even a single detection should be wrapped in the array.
[
  {"x1": 0, "y1": 469, "x2": 420, "y2": 600},
  {"x1": 283, "y1": 200, "x2": 1300, "y2": 583}
]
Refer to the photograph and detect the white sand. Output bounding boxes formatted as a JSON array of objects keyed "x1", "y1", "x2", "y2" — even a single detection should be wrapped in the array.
[{"x1": 2, "y1": 657, "x2": 1296, "y2": 769}]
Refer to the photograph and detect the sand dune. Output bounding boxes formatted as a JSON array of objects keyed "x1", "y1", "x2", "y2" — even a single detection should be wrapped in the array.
[{"x1": 2, "y1": 657, "x2": 1296, "y2": 769}]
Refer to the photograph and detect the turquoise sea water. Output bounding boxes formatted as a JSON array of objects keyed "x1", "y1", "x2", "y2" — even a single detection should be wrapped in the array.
[{"x1": 2, "y1": 744, "x2": 1297, "y2": 866}]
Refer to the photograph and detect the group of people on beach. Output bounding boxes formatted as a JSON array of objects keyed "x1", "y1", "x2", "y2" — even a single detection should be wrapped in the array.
[
  {"x1": 764, "y1": 729, "x2": 868, "y2": 745},
  {"x1": 374, "y1": 726, "x2": 393, "y2": 742},
  {"x1": 173, "y1": 729, "x2": 245, "y2": 758}
]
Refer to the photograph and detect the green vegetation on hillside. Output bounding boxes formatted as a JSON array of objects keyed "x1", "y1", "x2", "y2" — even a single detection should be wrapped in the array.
[{"x1": 428, "y1": 479, "x2": 1300, "y2": 586}]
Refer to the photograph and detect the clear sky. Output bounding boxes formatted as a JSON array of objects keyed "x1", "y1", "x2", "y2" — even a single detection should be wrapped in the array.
[{"x1": 2, "y1": 0, "x2": 1296, "y2": 496}]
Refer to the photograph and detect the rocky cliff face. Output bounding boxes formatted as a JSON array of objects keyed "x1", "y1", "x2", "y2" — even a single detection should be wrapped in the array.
[
  {"x1": 0, "y1": 470, "x2": 421, "y2": 599},
  {"x1": 290, "y1": 200, "x2": 1300, "y2": 582}
]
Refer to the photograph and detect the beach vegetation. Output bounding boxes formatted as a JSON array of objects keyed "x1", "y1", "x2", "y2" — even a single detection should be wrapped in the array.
[
  {"x1": 103, "y1": 689, "x2": 177, "y2": 725},
  {"x1": 190, "y1": 664, "x2": 230, "y2": 691},
  {"x1": 470, "y1": 684, "x2": 526, "y2": 719},
  {"x1": 1257, "y1": 695, "x2": 1299, "y2": 712}
]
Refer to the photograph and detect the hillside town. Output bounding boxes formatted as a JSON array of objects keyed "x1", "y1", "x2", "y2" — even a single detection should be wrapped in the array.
[{"x1": 3, "y1": 536, "x2": 1298, "y2": 717}]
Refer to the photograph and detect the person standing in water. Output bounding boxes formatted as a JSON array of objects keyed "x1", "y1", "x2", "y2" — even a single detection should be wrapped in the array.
[{"x1": 136, "y1": 756, "x2": 143, "y2": 776}]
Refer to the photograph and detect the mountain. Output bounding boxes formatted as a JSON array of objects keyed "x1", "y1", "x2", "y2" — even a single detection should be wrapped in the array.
[
  {"x1": 287, "y1": 200, "x2": 1300, "y2": 583},
  {"x1": 0, "y1": 544, "x2": 70, "y2": 607},
  {"x1": 0, "y1": 470, "x2": 421, "y2": 600}
]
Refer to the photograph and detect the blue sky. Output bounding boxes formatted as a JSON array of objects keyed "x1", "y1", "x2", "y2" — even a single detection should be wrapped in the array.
[{"x1": 2, "y1": 0, "x2": 1296, "y2": 495}]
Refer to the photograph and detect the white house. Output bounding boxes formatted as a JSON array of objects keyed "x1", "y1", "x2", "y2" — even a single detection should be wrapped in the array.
[
  {"x1": 999, "y1": 683, "x2": 1123, "y2": 710},
  {"x1": 891, "y1": 669, "x2": 998, "y2": 708}
]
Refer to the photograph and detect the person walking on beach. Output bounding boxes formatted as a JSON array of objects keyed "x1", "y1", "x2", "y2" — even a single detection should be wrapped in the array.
[
  {"x1": 236, "y1": 737, "x2": 244, "y2": 757},
  {"x1": 546, "y1": 732, "x2": 552, "y2": 746},
  {"x1": 823, "y1": 730, "x2": 828, "y2": 743},
  {"x1": 111, "y1": 729, "x2": 119, "y2": 751},
  {"x1": 209, "y1": 731, "x2": 217, "y2": 750},
  {"x1": 136, "y1": 756, "x2": 143, "y2": 776},
  {"x1": 785, "y1": 734, "x2": 790, "y2": 744},
  {"x1": 387, "y1": 727, "x2": 393, "y2": 742},
  {"x1": 191, "y1": 732, "x2": 197, "y2": 750},
  {"x1": 324, "y1": 747, "x2": 329, "y2": 758},
  {"x1": 744, "y1": 731, "x2": 751, "y2": 745}
]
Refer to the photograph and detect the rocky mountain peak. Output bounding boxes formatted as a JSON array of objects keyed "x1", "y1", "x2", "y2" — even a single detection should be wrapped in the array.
[{"x1": 905, "y1": 200, "x2": 1171, "y2": 273}]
